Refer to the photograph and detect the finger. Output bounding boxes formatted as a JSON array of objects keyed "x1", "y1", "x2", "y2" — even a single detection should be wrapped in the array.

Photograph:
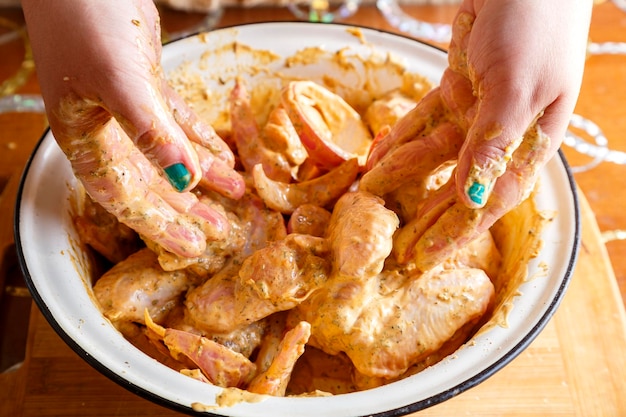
[
  {"x1": 365, "y1": 88, "x2": 446, "y2": 170},
  {"x1": 72, "y1": 124, "x2": 209, "y2": 257},
  {"x1": 111, "y1": 81, "x2": 203, "y2": 194},
  {"x1": 193, "y1": 143, "x2": 246, "y2": 199},
  {"x1": 62, "y1": 111, "x2": 231, "y2": 257},
  {"x1": 447, "y1": 10, "x2": 474, "y2": 78},
  {"x1": 439, "y1": 68, "x2": 476, "y2": 131},
  {"x1": 455, "y1": 79, "x2": 546, "y2": 209},
  {"x1": 360, "y1": 121, "x2": 464, "y2": 196},
  {"x1": 86, "y1": 1, "x2": 204, "y2": 194},
  {"x1": 143, "y1": 165, "x2": 231, "y2": 243},
  {"x1": 414, "y1": 193, "x2": 503, "y2": 272},
  {"x1": 446, "y1": 6, "x2": 546, "y2": 210},
  {"x1": 124, "y1": 133, "x2": 232, "y2": 243},
  {"x1": 533, "y1": 96, "x2": 579, "y2": 158},
  {"x1": 414, "y1": 123, "x2": 551, "y2": 271},
  {"x1": 392, "y1": 179, "x2": 456, "y2": 264},
  {"x1": 162, "y1": 81, "x2": 237, "y2": 167}
]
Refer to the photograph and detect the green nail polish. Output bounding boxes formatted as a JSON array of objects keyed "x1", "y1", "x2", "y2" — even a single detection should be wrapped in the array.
[
  {"x1": 468, "y1": 181, "x2": 486, "y2": 205},
  {"x1": 164, "y1": 163, "x2": 191, "y2": 192}
]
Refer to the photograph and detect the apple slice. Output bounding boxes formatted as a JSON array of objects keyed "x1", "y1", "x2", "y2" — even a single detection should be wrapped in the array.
[{"x1": 282, "y1": 81, "x2": 372, "y2": 169}]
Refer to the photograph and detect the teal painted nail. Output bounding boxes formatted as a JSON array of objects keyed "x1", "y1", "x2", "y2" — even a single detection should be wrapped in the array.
[
  {"x1": 164, "y1": 163, "x2": 191, "y2": 192},
  {"x1": 468, "y1": 181, "x2": 486, "y2": 205}
]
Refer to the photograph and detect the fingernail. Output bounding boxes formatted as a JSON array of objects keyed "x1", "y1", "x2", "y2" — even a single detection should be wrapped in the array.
[
  {"x1": 468, "y1": 181, "x2": 486, "y2": 205},
  {"x1": 164, "y1": 163, "x2": 191, "y2": 192}
]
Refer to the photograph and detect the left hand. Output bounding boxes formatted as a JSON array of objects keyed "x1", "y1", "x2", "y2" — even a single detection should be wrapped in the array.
[{"x1": 23, "y1": 0, "x2": 245, "y2": 257}]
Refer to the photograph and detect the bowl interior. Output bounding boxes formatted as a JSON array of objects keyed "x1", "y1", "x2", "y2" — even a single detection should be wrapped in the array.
[{"x1": 16, "y1": 22, "x2": 580, "y2": 417}]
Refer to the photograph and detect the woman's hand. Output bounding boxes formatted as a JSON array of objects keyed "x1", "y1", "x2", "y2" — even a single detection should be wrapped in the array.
[
  {"x1": 362, "y1": 0, "x2": 592, "y2": 270},
  {"x1": 449, "y1": 0, "x2": 592, "y2": 209},
  {"x1": 22, "y1": 0, "x2": 245, "y2": 257},
  {"x1": 416, "y1": 0, "x2": 593, "y2": 269}
]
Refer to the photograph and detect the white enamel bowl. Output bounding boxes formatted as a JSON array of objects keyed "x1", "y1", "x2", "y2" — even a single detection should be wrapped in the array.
[{"x1": 16, "y1": 22, "x2": 580, "y2": 417}]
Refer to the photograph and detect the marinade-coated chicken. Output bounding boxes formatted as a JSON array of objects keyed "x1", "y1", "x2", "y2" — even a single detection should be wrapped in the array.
[
  {"x1": 290, "y1": 266, "x2": 494, "y2": 379},
  {"x1": 93, "y1": 248, "x2": 195, "y2": 324}
]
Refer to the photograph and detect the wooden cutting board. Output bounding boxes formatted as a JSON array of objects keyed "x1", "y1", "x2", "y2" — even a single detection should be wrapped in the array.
[{"x1": 1, "y1": 182, "x2": 625, "y2": 416}]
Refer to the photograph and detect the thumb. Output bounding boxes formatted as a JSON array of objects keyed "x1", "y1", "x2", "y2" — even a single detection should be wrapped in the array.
[{"x1": 455, "y1": 91, "x2": 542, "y2": 208}]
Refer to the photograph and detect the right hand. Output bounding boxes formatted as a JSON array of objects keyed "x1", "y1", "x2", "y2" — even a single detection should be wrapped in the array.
[{"x1": 362, "y1": 0, "x2": 591, "y2": 270}]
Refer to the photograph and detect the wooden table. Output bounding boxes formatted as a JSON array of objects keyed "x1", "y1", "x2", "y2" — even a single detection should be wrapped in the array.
[{"x1": 1, "y1": 3, "x2": 626, "y2": 416}]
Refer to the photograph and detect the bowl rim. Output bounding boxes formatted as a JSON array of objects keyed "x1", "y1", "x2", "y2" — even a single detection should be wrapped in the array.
[{"x1": 14, "y1": 20, "x2": 581, "y2": 417}]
